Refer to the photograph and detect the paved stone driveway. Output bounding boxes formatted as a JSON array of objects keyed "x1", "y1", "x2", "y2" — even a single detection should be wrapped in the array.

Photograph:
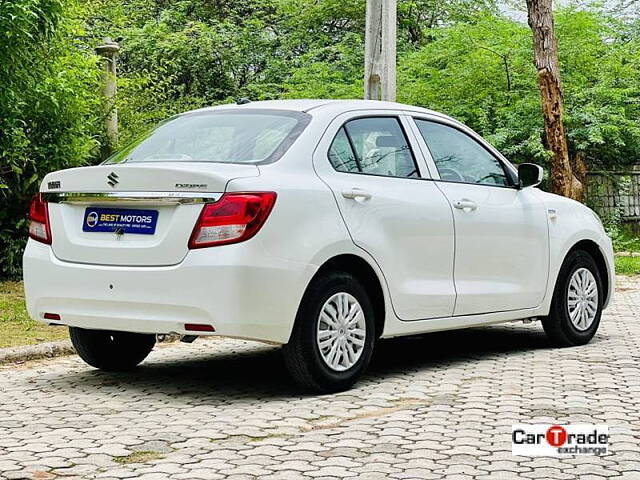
[{"x1": 1, "y1": 278, "x2": 639, "y2": 480}]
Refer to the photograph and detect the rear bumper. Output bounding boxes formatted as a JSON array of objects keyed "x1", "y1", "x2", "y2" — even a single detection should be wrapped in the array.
[{"x1": 23, "y1": 240, "x2": 317, "y2": 344}]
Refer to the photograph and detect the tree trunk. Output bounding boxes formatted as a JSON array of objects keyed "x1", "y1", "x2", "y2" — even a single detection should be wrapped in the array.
[{"x1": 526, "y1": 0, "x2": 584, "y2": 201}]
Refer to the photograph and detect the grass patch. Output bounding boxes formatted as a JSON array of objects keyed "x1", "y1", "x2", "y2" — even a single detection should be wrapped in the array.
[
  {"x1": 0, "y1": 281, "x2": 68, "y2": 348},
  {"x1": 113, "y1": 451, "x2": 164, "y2": 465},
  {"x1": 615, "y1": 256, "x2": 640, "y2": 276}
]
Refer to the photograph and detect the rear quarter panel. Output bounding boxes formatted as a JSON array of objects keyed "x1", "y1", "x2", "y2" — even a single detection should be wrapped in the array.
[{"x1": 225, "y1": 156, "x2": 396, "y2": 343}]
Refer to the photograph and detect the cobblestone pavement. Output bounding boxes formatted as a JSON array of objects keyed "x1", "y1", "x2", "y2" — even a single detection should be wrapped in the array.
[{"x1": 1, "y1": 278, "x2": 639, "y2": 480}]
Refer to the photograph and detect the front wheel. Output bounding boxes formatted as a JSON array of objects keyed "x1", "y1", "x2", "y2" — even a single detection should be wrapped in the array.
[
  {"x1": 69, "y1": 327, "x2": 155, "y2": 371},
  {"x1": 283, "y1": 271, "x2": 376, "y2": 393},
  {"x1": 542, "y1": 250, "x2": 603, "y2": 347}
]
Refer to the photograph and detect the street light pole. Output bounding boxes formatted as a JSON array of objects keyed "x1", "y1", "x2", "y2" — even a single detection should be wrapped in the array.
[{"x1": 364, "y1": 0, "x2": 396, "y2": 101}]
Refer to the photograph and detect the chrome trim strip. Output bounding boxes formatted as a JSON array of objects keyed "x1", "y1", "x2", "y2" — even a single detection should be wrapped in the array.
[{"x1": 41, "y1": 191, "x2": 222, "y2": 205}]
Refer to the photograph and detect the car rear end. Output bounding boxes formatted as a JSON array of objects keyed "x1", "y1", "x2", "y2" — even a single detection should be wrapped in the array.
[{"x1": 23, "y1": 107, "x2": 315, "y2": 345}]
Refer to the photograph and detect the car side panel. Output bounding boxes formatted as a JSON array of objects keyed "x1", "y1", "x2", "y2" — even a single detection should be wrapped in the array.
[
  {"x1": 224, "y1": 162, "x2": 399, "y2": 342},
  {"x1": 310, "y1": 110, "x2": 457, "y2": 321},
  {"x1": 534, "y1": 190, "x2": 615, "y2": 313},
  {"x1": 436, "y1": 183, "x2": 550, "y2": 315}
]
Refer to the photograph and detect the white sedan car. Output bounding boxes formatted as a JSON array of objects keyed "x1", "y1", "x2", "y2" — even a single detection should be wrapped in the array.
[{"x1": 23, "y1": 100, "x2": 614, "y2": 392}]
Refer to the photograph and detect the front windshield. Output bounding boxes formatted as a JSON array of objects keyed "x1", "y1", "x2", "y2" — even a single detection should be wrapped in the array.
[{"x1": 105, "y1": 109, "x2": 310, "y2": 165}]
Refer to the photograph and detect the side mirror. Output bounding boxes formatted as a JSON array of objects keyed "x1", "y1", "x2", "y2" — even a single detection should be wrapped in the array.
[{"x1": 518, "y1": 163, "x2": 544, "y2": 189}]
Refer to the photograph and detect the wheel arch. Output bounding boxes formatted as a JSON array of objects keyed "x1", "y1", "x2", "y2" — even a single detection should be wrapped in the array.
[
  {"x1": 565, "y1": 239, "x2": 610, "y2": 304},
  {"x1": 305, "y1": 254, "x2": 386, "y2": 339}
]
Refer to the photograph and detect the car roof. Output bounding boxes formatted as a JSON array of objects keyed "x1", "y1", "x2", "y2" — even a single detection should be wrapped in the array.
[{"x1": 193, "y1": 99, "x2": 450, "y2": 118}]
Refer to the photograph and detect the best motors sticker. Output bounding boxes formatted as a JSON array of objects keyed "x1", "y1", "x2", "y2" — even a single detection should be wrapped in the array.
[
  {"x1": 83, "y1": 207, "x2": 159, "y2": 235},
  {"x1": 512, "y1": 424, "x2": 609, "y2": 456}
]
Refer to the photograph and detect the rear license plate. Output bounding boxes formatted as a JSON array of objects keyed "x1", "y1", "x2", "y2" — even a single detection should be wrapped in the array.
[{"x1": 82, "y1": 207, "x2": 159, "y2": 235}]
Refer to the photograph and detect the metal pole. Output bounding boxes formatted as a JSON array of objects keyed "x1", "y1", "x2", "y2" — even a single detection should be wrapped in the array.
[
  {"x1": 95, "y1": 37, "x2": 120, "y2": 159},
  {"x1": 364, "y1": 0, "x2": 396, "y2": 101}
]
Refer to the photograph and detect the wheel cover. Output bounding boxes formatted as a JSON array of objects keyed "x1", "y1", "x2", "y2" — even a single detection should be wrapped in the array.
[
  {"x1": 316, "y1": 292, "x2": 367, "y2": 372},
  {"x1": 567, "y1": 267, "x2": 599, "y2": 331}
]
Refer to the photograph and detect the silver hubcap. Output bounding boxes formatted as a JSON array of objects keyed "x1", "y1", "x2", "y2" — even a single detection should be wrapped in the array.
[
  {"x1": 316, "y1": 292, "x2": 367, "y2": 372},
  {"x1": 567, "y1": 268, "x2": 599, "y2": 331}
]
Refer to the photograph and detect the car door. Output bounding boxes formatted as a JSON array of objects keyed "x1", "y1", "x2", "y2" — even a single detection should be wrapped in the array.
[
  {"x1": 411, "y1": 117, "x2": 549, "y2": 316},
  {"x1": 313, "y1": 113, "x2": 456, "y2": 320}
]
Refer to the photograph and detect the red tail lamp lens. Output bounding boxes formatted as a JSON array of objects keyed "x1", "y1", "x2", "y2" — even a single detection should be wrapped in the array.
[
  {"x1": 189, "y1": 192, "x2": 276, "y2": 249},
  {"x1": 28, "y1": 193, "x2": 52, "y2": 245}
]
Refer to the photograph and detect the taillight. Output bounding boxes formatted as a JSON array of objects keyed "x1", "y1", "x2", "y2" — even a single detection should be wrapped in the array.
[
  {"x1": 188, "y1": 192, "x2": 276, "y2": 249},
  {"x1": 28, "y1": 193, "x2": 52, "y2": 245}
]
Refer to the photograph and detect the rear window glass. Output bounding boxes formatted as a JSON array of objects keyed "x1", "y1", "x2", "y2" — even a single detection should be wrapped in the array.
[{"x1": 105, "y1": 109, "x2": 310, "y2": 165}]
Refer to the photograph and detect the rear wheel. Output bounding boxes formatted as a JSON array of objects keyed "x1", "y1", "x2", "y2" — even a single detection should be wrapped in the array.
[
  {"x1": 542, "y1": 250, "x2": 603, "y2": 347},
  {"x1": 283, "y1": 271, "x2": 375, "y2": 393},
  {"x1": 69, "y1": 327, "x2": 155, "y2": 371}
]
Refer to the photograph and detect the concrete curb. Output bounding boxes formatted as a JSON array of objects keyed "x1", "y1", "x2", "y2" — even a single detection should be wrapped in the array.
[
  {"x1": 0, "y1": 334, "x2": 182, "y2": 366},
  {"x1": 0, "y1": 340, "x2": 75, "y2": 365}
]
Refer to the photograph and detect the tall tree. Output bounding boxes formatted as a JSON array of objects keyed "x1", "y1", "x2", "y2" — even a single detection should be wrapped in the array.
[{"x1": 526, "y1": 0, "x2": 585, "y2": 200}]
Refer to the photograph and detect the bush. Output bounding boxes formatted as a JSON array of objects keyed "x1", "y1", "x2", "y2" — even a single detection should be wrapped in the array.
[{"x1": 0, "y1": 0, "x2": 102, "y2": 278}]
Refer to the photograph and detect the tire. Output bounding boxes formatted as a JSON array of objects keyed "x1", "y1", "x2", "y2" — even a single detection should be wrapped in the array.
[
  {"x1": 542, "y1": 250, "x2": 603, "y2": 347},
  {"x1": 283, "y1": 271, "x2": 376, "y2": 393},
  {"x1": 69, "y1": 327, "x2": 155, "y2": 371}
]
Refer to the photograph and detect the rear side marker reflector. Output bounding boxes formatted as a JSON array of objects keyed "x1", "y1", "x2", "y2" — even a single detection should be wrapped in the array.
[
  {"x1": 43, "y1": 313, "x2": 61, "y2": 321},
  {"x1": 189, "y1": 192, "x2": 276, "y2": 249},
  {"x1": 185, "y1": 323, "x2": 215, "y2": 332}
]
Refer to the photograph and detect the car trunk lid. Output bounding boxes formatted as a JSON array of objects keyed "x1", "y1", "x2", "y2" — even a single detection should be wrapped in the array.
[{"x1": 42, "y1": 162, "x2": 259, "y2": 266}]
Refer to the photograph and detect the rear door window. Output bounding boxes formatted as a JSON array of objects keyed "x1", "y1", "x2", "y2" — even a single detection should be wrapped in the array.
[{"x1": 328, "y1": 117, "x2": 419, "y2": 178}]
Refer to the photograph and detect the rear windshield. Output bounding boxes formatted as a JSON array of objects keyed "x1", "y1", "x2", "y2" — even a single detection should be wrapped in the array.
[{"x1": 105, "y1": 109, "x2": 311, "y2": 165}]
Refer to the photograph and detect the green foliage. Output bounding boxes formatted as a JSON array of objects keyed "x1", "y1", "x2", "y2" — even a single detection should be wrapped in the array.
[
  {"x1": 557, "y1": 9, "x2": 640, "y2": 170},
  {"x1": 397, "y1": 8, "x2": 640, "y2": 169},
  {"x1": 274, "y1": 4, "x2": 640, "y2": 172},
  {"x1": 85, "y1": 0, "x2": 290, "y2": 140},
  {"x1": 3, "y1": 0, "x2": 640, "y2": 279},
  {"x1": 86, "y1": 0, "x2": 501, "y2": 138},
  {"x1": 613, "y1": 230, "x2": 640, "y2": 254},
  {"x1": 398, "y1": 15, "x2": 546, "y2": 163},
  {"x1": 0, "y1": 0, "x2": 102, "y2": 278}
]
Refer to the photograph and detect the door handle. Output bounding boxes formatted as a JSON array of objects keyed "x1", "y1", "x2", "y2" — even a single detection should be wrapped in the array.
[
  {"x1": 342, "y1": 188, "x2": 372, "y2": 201},
  {"x1": 453, "y1": 198, "x2": 477, "y2": 211}
]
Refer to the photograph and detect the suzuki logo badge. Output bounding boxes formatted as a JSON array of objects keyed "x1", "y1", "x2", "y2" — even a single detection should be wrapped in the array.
[{"x1": 107, "y1": 172, "x2": 119, "y2": 188}]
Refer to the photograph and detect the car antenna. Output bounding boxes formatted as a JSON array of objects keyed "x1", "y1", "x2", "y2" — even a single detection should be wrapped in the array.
[{"x1": 236, "y1": 97, "x2": 251, "y2": 105}]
